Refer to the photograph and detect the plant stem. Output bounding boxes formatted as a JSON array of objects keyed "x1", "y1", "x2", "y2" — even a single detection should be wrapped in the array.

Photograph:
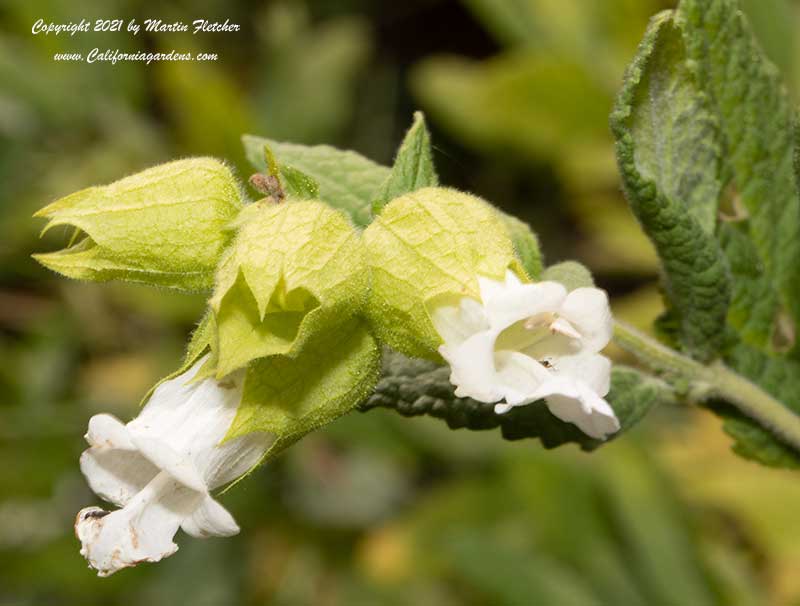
[{"x1": 613, "y1": 321, "x2": 800, "y2": 453}]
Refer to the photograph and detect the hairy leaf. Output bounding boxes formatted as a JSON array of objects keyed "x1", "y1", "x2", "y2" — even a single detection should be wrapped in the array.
[
  {"x1": 497, "y1": 210, "x2": 544, "y2": 279},
  {"x1": 615, "y1": 0, "x2": 800, "y2": 466},
  {"x1": 361, "y1": 350, "x2": 673, "y2": 450},
  {"x1": 243, "y1": 135, "x2": 389, "y2": 226},
  {"x1": 280, "y1": 164, "x2": 320, "y2": 199},
  {"x1": 227, "y1": 318, "x2": 380, "y2": 462},
  {"x1": 677, "y1": 0, "x2": 800, "y2": 347},
  {"x1": 541, "y1": 260, "x2": 594, "y2": 291},
  {"x1": 373, "y1": 111, "x2": 438, "y2": 214},
  {"x1": 611, "y1": 11, "x2": 729, "y2": 361}
]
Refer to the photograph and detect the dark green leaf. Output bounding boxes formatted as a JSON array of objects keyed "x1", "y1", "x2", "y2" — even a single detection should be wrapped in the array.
[
  {"x1": 372, "y1": 112, "x2": 438, "y2": 214},
  {"x1": 610, "y1": 10, "x2": 730, "y2": 361},
  {"x1": 615, "y1": 0, "x2": 800, "y2": 466},
  {"x1": 361, "y1": 350, "x2": 672, "y2": 450}
]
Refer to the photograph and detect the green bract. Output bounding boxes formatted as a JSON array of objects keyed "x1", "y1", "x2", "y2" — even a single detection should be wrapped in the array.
[
  {"x1": 226, "y1": 317, "x2": 380, "y2": 460},
  {"x1": 210, "y1": 199, "x2": 367, "y2": 377},
  {"x1": 363, "y1": 186, "x2": 521, "y2": 359},
  {"x1": 33, "y1": 158, "x2": 242, "y2": 291}
]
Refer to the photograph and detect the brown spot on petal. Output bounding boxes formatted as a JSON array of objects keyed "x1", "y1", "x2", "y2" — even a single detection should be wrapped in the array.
[
  {"x1": 217, "y1": 379, "x2": 236, "y2": 390},
  {"x1": 130, "y1": 524, "x2": 139, "y2": 549}
]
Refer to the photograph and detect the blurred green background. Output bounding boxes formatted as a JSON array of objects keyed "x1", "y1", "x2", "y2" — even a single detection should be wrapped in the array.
[{"x1": 2, "y1": 0, "x2": 800, "y2": 604}]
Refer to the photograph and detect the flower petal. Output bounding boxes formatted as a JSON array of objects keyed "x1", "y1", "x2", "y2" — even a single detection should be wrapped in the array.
[
  {"x1": 430, "y1": 296, "x2": 489, "y2": 347},
  {"x1": 127, "y1": 434, "x2": 207, "y2": 493},
  {"x1": 201, "y1": 432, "x2": 274, "y2": 490},
  {"x1": 529, "y1": 377, "x2": 619, "y2": 439},
  {"x1": 127, "y1": 358, "x2": 258, "y2": 490},
  {"x1": 85, "y1": 414, "x2": 136, "y2": 450},
  {"x1": 558, "y1": 288, "x2": 613, "y2": 353},
  {"x1": 75, "y1": 472, "x2": 202, "y2": 577},
  {"x1": 80, "y1": 414, "x2": 159, "y2": 507},
  {"x1": 80, "y1": 450, "x2": 159, "y2": 509},
  {"x1": 180, "y1": 495, "x2": 240, "y2": 538},
  {"x1": 440, "y1": 330, "x2": 503, "y2": 403},
  {"x1": 493, "y1": 351, "x2": 549, "y2": 406},
  {"x1": 555, "y1": 354, "x2": 612, "y2": 397},
  {"x1": 483, "y1": 281, "x2": 567, "y2": 332}
]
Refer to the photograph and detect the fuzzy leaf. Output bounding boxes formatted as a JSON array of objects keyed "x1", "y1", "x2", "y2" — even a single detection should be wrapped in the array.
[
  {"x1": 611, "y1": 11, "x2": 729, "y2": 361},
  {"x1": 243, "y1": 135, "x2": 390, "y2": 226},
  {"x1": 615, "y1": 1, "x2": 800, "y2": 466},
  {"x1": 541, "y1": 261, "x2": 594, "y2": 291},
  {"x1": 361, "y1": 351, "x2": 672, "y2": 449},
  {"x1": 677, "y1": 0, "x2": 800, "y2": 349},
  {"x1": 373, "y1": 111, "x2": 439, "y2": 214},
  {"x1": 280, "y1": 164, "x2": 320, "y2": 199},
  {"x1": 34, "y1": 158, "x2": 242, "y2": 291},
  {"x1": 497, "y1": 210, "x2": 544, "y2": 279},
  {"x1": 227, "y1": 318, "x2": 380, "y2": 461},
  {"x1": 211, "y1": 200, "x2": 367, "y2": 376},
  {"x1": 362, "y1": 187, "x2": 519, "y2": 358}
]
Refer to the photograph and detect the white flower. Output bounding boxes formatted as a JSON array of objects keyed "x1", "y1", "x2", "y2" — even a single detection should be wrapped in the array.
[
  {"x1": 430, "y1": 270, "x2": 619, "y2": 439},
  {"x1": 75, "y1": 357, "x2": 271, "y2": 576}
]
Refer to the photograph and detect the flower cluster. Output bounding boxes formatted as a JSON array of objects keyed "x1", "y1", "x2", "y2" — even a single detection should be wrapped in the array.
[{"x1": 35, "y1": 160, "x2": 619, "y2": 576}]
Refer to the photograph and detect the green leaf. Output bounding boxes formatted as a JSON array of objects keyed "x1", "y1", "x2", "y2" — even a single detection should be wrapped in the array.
[
  {"x1": 372, "y1": 111, "x2": 438, "y2": 214},
  {"x1": 361, "y1": 351, "x2": 673, "y2": 450},
  {"x1": 541, "y1": 261, "x2": 594, "y2": 291},
  {"x1": 676, "y1": 0, "x2": 800, "y2": 352},
  {"x1": 362, "y1": 187, "x2": 519, "y2": 358},
  {"x1": 34, "y1": 158, "x2": 242, "y2": 292},
  {"x1": 211, "y1": 200, "x2": 367, "y2": 376},
  {"x1": 610, "y1": 11, "x2": 730, "y2": 361},
  {"x1": 280, "y1": 164, "x2": 320, "y2": 199},
  {"x1": 614, "y1": 0, "x2": 800, "y2": 466},
  {"x1": 242, "y1": 135, "x2": 390, "y2": 226},
  {"x1": 252, "y1": 142, "x2": 321, "y2": 200},
  {"x1": 226, "y1": 317, "x2": 380, "y2": 462},
  {"x1": 714, "y1": 342, "x2": 800, "y2": 467},
  {"x1": 497, "y1": 210, "x2": 544, "y2": 279}
]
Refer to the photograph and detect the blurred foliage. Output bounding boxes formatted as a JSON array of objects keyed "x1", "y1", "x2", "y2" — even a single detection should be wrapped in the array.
[{"x1": 2, "y1": 0, "x2": 800, "y2": 604}]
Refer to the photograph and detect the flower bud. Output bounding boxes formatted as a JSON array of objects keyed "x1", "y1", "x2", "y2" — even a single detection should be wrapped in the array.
[{"x1": 34, "y1": 158, "x2": 243, "y2": 291}]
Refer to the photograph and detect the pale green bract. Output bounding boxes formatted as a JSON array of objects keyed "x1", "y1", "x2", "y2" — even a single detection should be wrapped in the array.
[
  {"x1": 363, "y1": 186, "x2": 522, "y2": 359},
  {"x1": 210, "y1": 199, "x2": 368, "y2": 377},
  {"x1": 226, "y1": 317, "x2": 380, "y2": 459},
  {"x1": 34, "y1": 158, "x2": 242, "y2": 291}
]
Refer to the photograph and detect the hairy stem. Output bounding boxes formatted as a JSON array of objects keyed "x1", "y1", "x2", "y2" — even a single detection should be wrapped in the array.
[{"x1": 613, "y1": 321, "x2": 800, "y2": 453}]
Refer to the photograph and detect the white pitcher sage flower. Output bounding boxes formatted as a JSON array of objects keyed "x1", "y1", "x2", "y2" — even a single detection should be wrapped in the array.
[
  {"x1": 75, "y1": 357, "x2": 271, "y2": 576},
  {"x1": 431, "y1": 270, "x2": 619, "y2": 439}
]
